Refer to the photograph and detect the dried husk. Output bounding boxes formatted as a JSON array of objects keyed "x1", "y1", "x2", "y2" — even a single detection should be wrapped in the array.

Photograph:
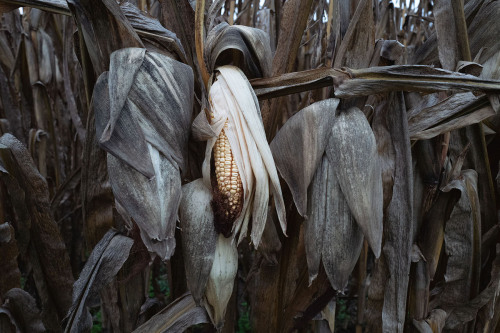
[
  {"x1": 270, "y1": 98, "x2": 339, "y2": 217},
  {"x1": 305, "y1": 155, "x2": 364, "y2": 289},
  {"x1": 194, "y1": 65, "x2": 286, "y2": 246},
  {"x1": 179, "y1": 179, "x2": 218, "y2": 305},
  {"x1": 325, "y1": 106, "x2": 383, "y2": 257},
  {"x1": 205, "y1": 234, "x2": 238, "y2": 330},
  {"x1": 93, "y1": 48, "x2": 193, "y2": 260},
  {"x1": 205, "y1": 23, "x2": 272, "y2": 78}
]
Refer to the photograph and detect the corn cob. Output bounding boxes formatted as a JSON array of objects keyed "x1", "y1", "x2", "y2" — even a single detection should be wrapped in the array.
[{"x1": 210, "y1": 114, "x2": 244, "y2": 237}]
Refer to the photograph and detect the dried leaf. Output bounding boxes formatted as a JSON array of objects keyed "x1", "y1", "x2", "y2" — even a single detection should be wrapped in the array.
[
  {"x1": 179, "y1": 179, "x2": 218, "y2": 305},
  {"x1": 413, "y1": 309, "x2": 447, "y2": 333},
  {"x1": 270, "y1": 98, "x2": 339, "y2": 216},
  {"x1": 93, "y1": 48, "x2": 193, "y2": 260},
  {"x1": 205, "y1": 22, "x2": 273, "y2": 78},
  {"x1": 133, "y1": 293, "x2": 209, "y2": 333},
  {"x1": 67, "y1": 0, "x2": 143, "y2": 75},
  {"x1": 326, "y1": 106, "x2": 383, "y2": 258},
  {"x1": 0, "y1": 288, "x2": 45, "y2": 333},
  {"x1": 0, "y1": 134, "x2": 73, "y2": 329},
  {"x1": 335, "y1": 65, "x2": 500, "y2": 98},
  {"x1": 408, "y1": 93, "x2": 494, "y2": 140},
  {"x1": 381, "y1": 92, "x2": 413, "y2": 333},
  {"x1": 205, "y1": 234, "x2": 238, "y2": 330},
  {"x1": 438, "y1": 170, "x2": 481, "y2": 315},
  {"x1": 0, "y1": 223, "x2": 21, "y2": 296},
  {"x1": 64, "y1": 230, "x2": 133, "y2": 333},
  {"x1": 0, "y1": 0, "x2": 69, "y2": 15},
  {"x1": 444, "y1": 246, "x2": 500, "y2": 329},
  {"x1": 120, "y1": 3, "x2": 187, "y2": 62}
]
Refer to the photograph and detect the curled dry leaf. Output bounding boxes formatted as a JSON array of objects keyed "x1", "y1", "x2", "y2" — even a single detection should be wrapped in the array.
[
  {"x1": 205, "y1": 23, "x2": 272, "y2": 79},
  {"x1": 179, "y1": 179, "x2": 218, "y2": 305},
  {"x1": 408, "y1": 92, "x2": 495, "y2": 140},
  {"x1": 64, "y1": 230, "x2": 133, "y2": 333},
  {"x1": 193, "y1": 65, "x2": 285, "y2": 247},
  {"x1": 270, "y1": 98, "x2": 339, "y2": 217},
  {"x1": 0, "y1": 288, "x2": 45, "y2": 333},
  {"x1": 93, "y1": 48, "x2": 194, "y2": 260},
  {"x1": 204, "y1": 234, "x2": 238, "y2": 330},
  {"x1": 305, "y1": 155, "x2": 364, "y2": 289},
  {"x1": 438, "y1": 170, "x2": 481, "y2": 319},
  {"x1": 132, "y1": 293, "x2": 209, "y2": 333},
  {"x1": 0, "y1": 223, "x2": 21, "y2": 296},
  {"x1": 326, "y1": 106, "x2": 383, "y2": 258}
]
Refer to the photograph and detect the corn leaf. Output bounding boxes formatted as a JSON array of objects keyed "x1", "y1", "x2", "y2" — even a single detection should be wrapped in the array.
[
  {"x1": 0, "y1": 223, "x2": 21, "y2": 296},
  {"x1": 0, "y1": 289, "x2": 45, "y2": 333},
  {"x1": 0, "y1": 134, "x2": 74, "y2": 330},
  {"x1": 436, "y1": 170, "x2": 481, "y2": 321},
  {"x1": 179, "y1": 179, "x2": 217, "y2": 305},
  {"x1": 63, "y1": 230, "x2": 133, "y2": 333},
  {"x1": 380, "y1": 92, "x2": 414, "y2": 333},
  {"x1": 205, "y1": 22, "x2": 272, "y2": 78},
  {"x1": 408, "y1": 93, "x2": 495, "y2": 140},
  {"x1": 270, "y1": 98, "x2": 339, "y2": 216},
  {"x1": 132, "y1": 293, "x2": 209, "y2": 333}
]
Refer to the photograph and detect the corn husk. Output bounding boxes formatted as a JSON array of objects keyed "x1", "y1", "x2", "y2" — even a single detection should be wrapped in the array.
[
  {"x1": 192, "y1": 65, "x2": 286, "y2": 246},
  {"x1": 270, "y1": 99, "x2": 339, "y2": 217},
  {"x1": 305, "y1": 155, "x2": 364, "y2": 288},
  {"x1": 93, "y1": 48, "x2": 193, "y2": 260},
  {"x1": 326, "y1": 106, "x2": 383, "y2": 258},
  {"x1": 204, "y1": 234, "x2": 238, "y2": 330},
  {"x1": 179, "y1": 179, "x2": 218, "y2": 305}
]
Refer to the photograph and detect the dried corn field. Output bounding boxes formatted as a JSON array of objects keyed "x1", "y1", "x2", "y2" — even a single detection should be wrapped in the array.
[{"x1": 1, "y1": 0, "x2": 500, "y2": 332}]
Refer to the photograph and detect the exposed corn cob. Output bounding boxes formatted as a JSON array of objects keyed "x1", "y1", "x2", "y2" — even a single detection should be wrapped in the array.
[{"x1": 210, "y1": 112, "x2": 243, "y2": 237}]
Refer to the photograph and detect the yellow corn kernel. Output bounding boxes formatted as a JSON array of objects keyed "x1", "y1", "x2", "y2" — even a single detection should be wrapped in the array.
[{"x1": 213, "y1": 126, "x2": 243, "y2": 221}]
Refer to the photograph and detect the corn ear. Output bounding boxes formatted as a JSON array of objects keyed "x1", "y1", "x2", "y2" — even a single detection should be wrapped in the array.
[{"x1": 195, "y1": 65, "x2": 285, "y2": 246}]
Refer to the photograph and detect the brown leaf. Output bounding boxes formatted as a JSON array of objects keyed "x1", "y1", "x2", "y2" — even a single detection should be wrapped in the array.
[
  {"x1": 438, "y1": 170, "x2": 481, "y2": 315},
  {"x1": 333, "y1": 0, "x2": 374, "y2": 69},
  {"x1": 205, "y1": 22, "x2": 273, "y2": 78},
  {"x1": 67, "y1": 0, "x2": 143, "y2": 76},
  {"x1": 0, "y1": 134, "x2": 74, "y2": 329},
  {"x1": 0, "y1": 288, "x2": 45, "y2": 333},
  {"x1": 120, "y1": 2, "x2": 187, "y2": 63},
  {"x1": 64, "y1": 230, "x2": 133, "y2": 333},
  {"x1": 381, "y1": 92, "x2": 413, "y2": 333},
  {"x1": 0, "y1": 223, "x2": 21, "y2": 297},
  {"x1": 270, "y1": 99, "x2": 339, "y2": 216},
  {"x1": 408, "y1": 93, "x2": 495, "y2": 140},
  {"x1": 132, "y1": 292, "x2": 209, "y2": 333}
]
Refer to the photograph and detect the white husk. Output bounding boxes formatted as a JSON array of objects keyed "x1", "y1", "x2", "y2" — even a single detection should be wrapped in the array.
[
  {"x1": 205, "y1": 234, "x2": 238, "y2": 330},
  {"x1": 197, "y1": 65, "x2": 286, "y2": 247}
]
